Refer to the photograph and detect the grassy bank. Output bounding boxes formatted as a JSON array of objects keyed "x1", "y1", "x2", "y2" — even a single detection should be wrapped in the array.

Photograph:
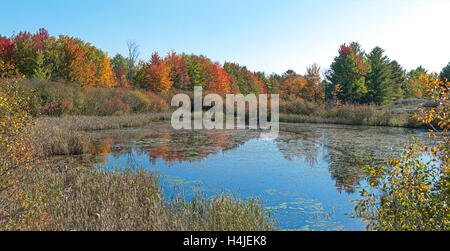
[
  {"x1": 37, "y1": 113, "x2": 171, "y2": 131},
  {"x1": 32, "y1": 113, "x2": 171, "y2": 156},
  {"x1": 279, "y1": 99, "x2": 421, "y2": 127},
  {"x1": 35, "y1": 157, "x2": 276, "y2": 231},
  {"x1": 279, "y1": 112, "x2": 418, "y2": 128}
]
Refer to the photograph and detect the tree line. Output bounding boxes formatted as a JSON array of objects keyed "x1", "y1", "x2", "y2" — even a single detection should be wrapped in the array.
[
  {"x1": 1, "y1": 29, "x2": 449, "y2": 105},
  {"x1": 325, "y1": 42, "x2": 449, "y2": 105}
]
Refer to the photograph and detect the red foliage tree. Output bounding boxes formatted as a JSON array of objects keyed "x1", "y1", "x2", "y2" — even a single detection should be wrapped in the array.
[
  {"x1": 166, "y1": 52, "x2": 190, "y2": 90},
  {"x1": 0, "y1": 37, "x2": 14, "y2": 64}
]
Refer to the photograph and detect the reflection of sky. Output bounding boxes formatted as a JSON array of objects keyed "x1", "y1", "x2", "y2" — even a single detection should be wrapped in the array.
[{"x1": 103, "y1": 138, "x2": 368, "y2": 231}]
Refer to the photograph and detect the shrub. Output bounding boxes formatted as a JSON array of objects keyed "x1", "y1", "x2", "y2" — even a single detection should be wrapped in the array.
[
  {"x1": 21, "y1": 79, "x2": 169, "y2": 116},
  {"x1": 0, "y1": 62, "x2": 46, "y2": 230},
  {"x1": 354, "y1": 74, "x2": 449, "y2": 230},
  {"x1": 31, "y1": 121, "x2": 91, "y2": 156},
  {"x1": 280, "y1": 98, "x2": 319, "y2": 115}
]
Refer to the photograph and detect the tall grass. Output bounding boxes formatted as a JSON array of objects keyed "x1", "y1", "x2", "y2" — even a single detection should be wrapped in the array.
[
  {"x1": 40, "y1": 160, "x2": 276, "y2": 231},
  {"x1": 37, "y1": 113, "x2": 171, "y2": 131},
  {"x1": 27, "y1": 113, "x2": 276, "y2": 231},
  {"x1": 31, "y1": 113, "x2": 171, "y2": 156},
  {"x1": 279, "y1": 98, "x2": 420, "y2": 127}
]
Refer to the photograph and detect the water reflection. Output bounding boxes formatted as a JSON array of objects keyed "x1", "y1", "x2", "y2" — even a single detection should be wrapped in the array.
[
  {"x1": 90, "y1": 122, "x2": 428, "y2": 230},
  {"x1": 90, "y1": 123, "x2": 261, "y2": 165}
]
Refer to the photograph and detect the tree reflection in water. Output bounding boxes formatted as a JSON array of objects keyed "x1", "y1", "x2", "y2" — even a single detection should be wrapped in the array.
[{"x1": 89, "y1": 121, "x2": 428, "y2": 195}]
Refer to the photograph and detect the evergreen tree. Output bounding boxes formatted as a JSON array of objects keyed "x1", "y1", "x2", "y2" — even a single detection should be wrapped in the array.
[
  {"x1": 440, "y1": 62, "x2": 450, "y2": 82},
  {"x1": 365, "y1": 47, "x2": 394, "y2": 105},
  {"x1": 185, "y1": 55, "x2": 204, "y2": 88},
  {"x1": 407, "y1": 66, "x2": 428, "y2": 80},
  {"x1": 389, "y1": 60, "x2": 406, "y2": 101},
  {"x1": 257, "y1": 72, "x2": 272, "y2": 92},
  {"x1": 33, "y1": 51, "x2": 51, "y2": 80}
]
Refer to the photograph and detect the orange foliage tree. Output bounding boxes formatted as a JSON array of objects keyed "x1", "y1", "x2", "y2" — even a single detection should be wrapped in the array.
[
  {"x1": 145, "y1": 53, "x2": 173, "y2": 93},
  {"x1": 57, "y1": 36, "x2": 97, "y2": 87},
  {"x1": 211, "y1": 62, "x2": 231, "y2": 94},
  {"x1": 279, "y1": 73, "x2": 308, "y2": 100}
]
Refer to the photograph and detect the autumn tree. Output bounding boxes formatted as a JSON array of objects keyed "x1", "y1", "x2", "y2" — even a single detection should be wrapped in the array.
[
  {"x1": 132, "y1": 60, "x2": 148, "y2": 89},
  {"x1": 256, "y1": 72, "x2": 272, "y2": 93},
  {"x1": 267, "y1": 73, "x2": 282, "y2": 94},
  {"x1": 305, "y1": 63, "x2": 324, "y2": 103},
  {"x1": 198, "y1": 55, "x2": 217, "y2": 91},
  {"x1": 403, "y1": 66, "x2": 428, "y2": 98},
  {"x1": 145, "y1": 52, "x2": 173, "y2": 93},
  {"x1": 228, "y1": 73, "x2": 240, "y2": 94},
  {"x1": 326, "y1": 43, "x2": 368, "y2": 104},
  {"x1": 279, "y1": 72, "x2": 308, "y2": 100},
  {"x1": 57, "y1": 36, "x2": 97, "y2": 87},
  {"x1": 0, "y1": 61, "x2": 46, "y2": 230},
  {"x1": 11, "y1": 31, "x2": 36, "y2": 77},
  {"x1": 97, "y1": 53, "x2": 116, "y2": 87},
  {"x1": 223, "y1": 62, "x2": 265, "y2": 94},
  {"x1": 224, "y1": 62, "x2": 245, "y2": 93},
  {"x1": 210, "y1": 62, "x2": 230, "y2": 94},
  {"x1": 111, "y1": 53, "x2": 130, "y2": 88},
  {"x1": 0, "y1": 36, "x2": 14, "y2": 64},
  {"x1": 11, "y1": 29, "x2": 52, "y2": 78},
  {"x1": 166, "y1": 52, "x2": 190, "y2": 90},
  {"x1": 354, "y1": 74, "x2": 449, "y2": 230}
]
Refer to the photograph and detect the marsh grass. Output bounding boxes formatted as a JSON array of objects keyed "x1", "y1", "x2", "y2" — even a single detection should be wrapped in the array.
[
  {"x1": 279, "y1": 109, "x2": 419, "y2": 127},
  {"x1": 40, "y1": 158, "x2": 276, "y2": 231},
  {"x1": 28, "y1": 113, "x2": 276, "y2": 231},
  {"x1": 37, "y1": 113, "x2": 171, "y2": 131},
  {"x1": 31, "y1": 113, "x2": 171, "y2": 156},
  {"x1": 280, "y1": 99, "x2": 421, "y2": 127}
]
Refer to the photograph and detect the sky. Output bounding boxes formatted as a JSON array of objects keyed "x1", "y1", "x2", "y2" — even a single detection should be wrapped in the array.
[{"x1": 1, "y1": 0, "x2": 450, "y2": 75}]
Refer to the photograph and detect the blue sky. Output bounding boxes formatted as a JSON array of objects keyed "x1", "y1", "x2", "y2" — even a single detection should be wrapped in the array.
[{"x1": 2, "y1": 0, "x2": 449, "y2": 75}]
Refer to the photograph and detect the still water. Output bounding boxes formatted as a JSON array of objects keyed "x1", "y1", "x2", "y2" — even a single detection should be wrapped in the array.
[{"x1": 90, "y1": 122, "x2": 428, "y2": 230}]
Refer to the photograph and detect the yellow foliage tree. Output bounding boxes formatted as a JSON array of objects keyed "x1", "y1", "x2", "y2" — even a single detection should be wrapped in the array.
[
  {"x1": 354, "y1": 74, "x2": 449, "y2": 230},
  {"x1": 97, "y1": 53, "x2": 116, "y2": 87},
  {"x1": 279, "y1": 75, "x2": 308, "y2": 100},
  {"x1": 0, "y1": 61, "x2": 47, "y2": 230}
]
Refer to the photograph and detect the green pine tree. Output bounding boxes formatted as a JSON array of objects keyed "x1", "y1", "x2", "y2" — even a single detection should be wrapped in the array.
[
  {"x1": 440, "y1": 62, "x2": 450, "y2": 82},
  {"x1": 365, "y1": 47, "x2": 394, "y2": 105},
  {"x1": 389, "y1": 60, "x2": 406, "y2": 101},
  {"x1": 185, "y1": 56, "x2": 203, "y2": 88},
  {"x1": 33, "y1": 51, "x2": 51, "y2": 80}
]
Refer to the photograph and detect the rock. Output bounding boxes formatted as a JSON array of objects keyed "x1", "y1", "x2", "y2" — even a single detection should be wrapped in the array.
[{"x1": 393, "y1": 98, "x2": 427, "y2": 106}]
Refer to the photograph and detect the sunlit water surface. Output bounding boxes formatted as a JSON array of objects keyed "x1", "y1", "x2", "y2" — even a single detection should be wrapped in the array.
[{"x1": 89, "y1": 122, "x2": 428, "y2": 230}]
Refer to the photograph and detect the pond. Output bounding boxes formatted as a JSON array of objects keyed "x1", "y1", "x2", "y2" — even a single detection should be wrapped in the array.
[{"x1": 89, "y1": 121, "x2": 428, "y2": 231}]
